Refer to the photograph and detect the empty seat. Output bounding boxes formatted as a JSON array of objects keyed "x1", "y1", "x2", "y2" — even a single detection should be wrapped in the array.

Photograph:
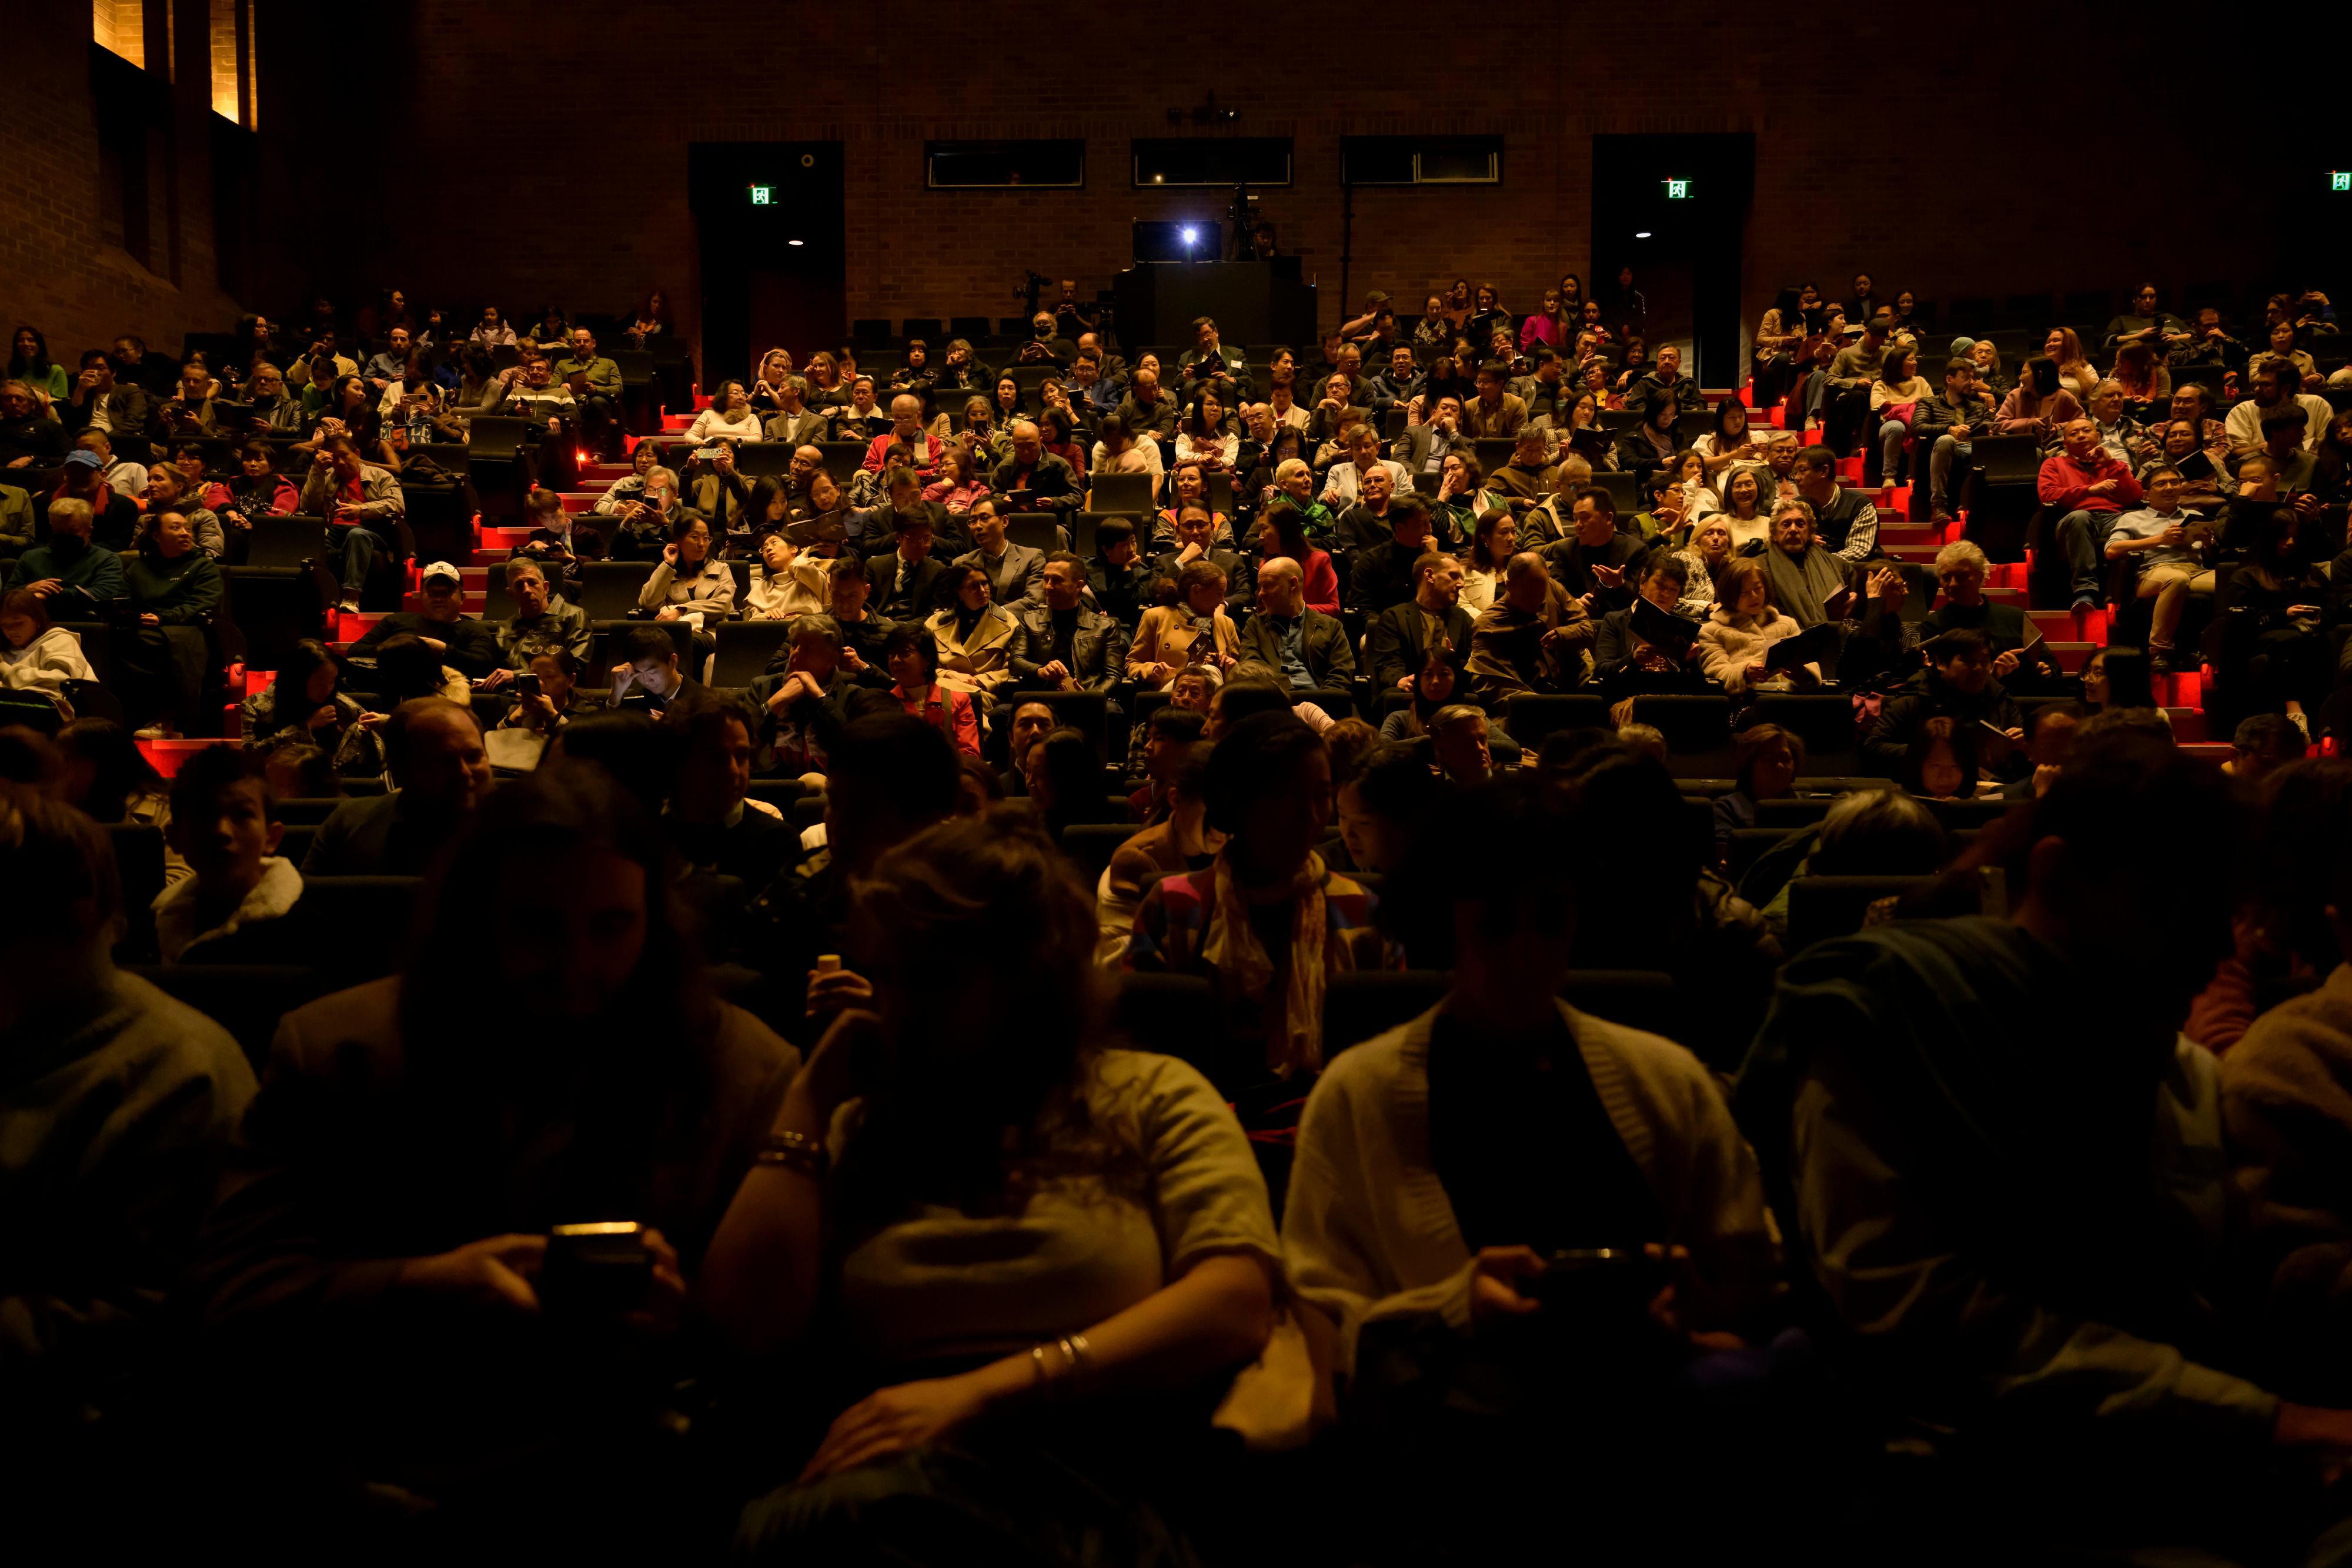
[
  {"x1": 125, "y1": 963, "x2": 333, "y2": 1071},
  {"x1": 1560, "y1": 969, "x2": 1678, "y2": 1039},
  {"x1": 467, "y1": 415, "x2": 533, "y2": 462},
  {"x1": 1595, "y1": 471, "x2": 1642, "y2": 515},
  {"x1": 1325, "y1": 970, "x2": 1451, "y2": 1059},
  {"x1": 243, "y1": 514, "x2": 321, "y2": 570},
  {"x1": 815, "y1": 442, "x2": 866, "y2": 484},
  {"x1": 1630, "y1": 694, "x2": 1734, "y2": 776},
  {"x1": 1755, "y1": 797, "x2": 1838, "y2": 828},
  {"x1": 1504, "y1": 693, "x2": 1613, "y2": 748},
  {"x1": 1785, "y1": 875, "x2": 1933, "y2": 955},
  {"x1": 577, "y1": 561, "x2": 658, "y2": 620},
  {"x1": 1005, "y1": 513, "x2": 1062, "y2": 554},
  {"x1": 1728, "y1": 824, "x2": 1801, "y2": 881},
  {"x1": 712, "y1": 620, "x2": 794, "y2": 687},
  {"x1": 290, "y1": 876, "x2": 425, "y2": 980},
  {"x1": 1110, "y1": 972, "x2": 1222, "y2": 1078},
  {"x1": 1089, "y1": 473, "x2": 1155, "y2": 515},
  {"x1": 1748, "y1": 693, "x2": 1860, "y2": 776},
  {"x1": 734, "y1": 442, "x2": 794, "y2": 479},
  {"x1": 1057, "y1": 822, "x2": 1133, "y2": 890},
  {"x1": 1472, "y1": 437, "x2": 1518, "y2": 476}
]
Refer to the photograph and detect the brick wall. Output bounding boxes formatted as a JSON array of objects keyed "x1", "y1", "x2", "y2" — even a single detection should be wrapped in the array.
[
  {"x1": 0, "y1": 0, "x2": 340, "y2": 366},
  {"x1": 9, "y1": 2, "x2": 2316, "y2": 376},
  {"x1": 363, "y1": 2, "x2": 2296, "y2": 381}
]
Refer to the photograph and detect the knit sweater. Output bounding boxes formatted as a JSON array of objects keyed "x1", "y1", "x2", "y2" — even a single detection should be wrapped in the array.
[{"x1": 1283, "y1": 1000, "x2": 1778, "y2": 1375}]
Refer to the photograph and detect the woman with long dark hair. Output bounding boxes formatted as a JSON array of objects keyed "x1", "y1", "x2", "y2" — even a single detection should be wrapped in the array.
[
  {"x1": 6, "y1": 326, "x2": 68, "y2": 402},
  {"x1": 186, "y1": 763, "x2": 799, "y2": 1533},
  {"x1": 1255, "y1": 502, "x2": 1339, "y2": 613},
  {"x1": 1996, "y1": 357, "x2": 2082, "y2": 449},
  {"x1": 711, "y1": 806, "x2": 1278, "y2": 1560}
]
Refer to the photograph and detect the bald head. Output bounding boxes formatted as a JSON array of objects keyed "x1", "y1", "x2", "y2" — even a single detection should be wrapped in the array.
[
  {"x1": 1503, "y1": 550, "x2": 1553, "y2": 611},
  {"x1": 1257, "y1": 554, "x2": 1305, "y2": 615}
]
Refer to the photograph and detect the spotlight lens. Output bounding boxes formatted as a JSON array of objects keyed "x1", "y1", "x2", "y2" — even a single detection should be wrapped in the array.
[{"x1": 1181, "y1": 226, "x2": 1198, "y2": 243}]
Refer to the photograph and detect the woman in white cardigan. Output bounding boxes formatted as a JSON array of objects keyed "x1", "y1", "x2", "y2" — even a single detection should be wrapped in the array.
[
  {"x1": 684, "y1": 379, "x2": 766, "y2": 444},
  {"x1": 1282, "y1": 794, "x2": 1779, "y2": 1386},
  {"x1": 1696, "y1": 556, "x2": 1812, "y2": 693}
]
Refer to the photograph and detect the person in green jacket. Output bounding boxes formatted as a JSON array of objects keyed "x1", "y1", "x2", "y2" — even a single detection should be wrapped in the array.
[
  {"x1": 5, "y1": 494, "x2": 123, "y2": 617},
  {"x1": 118, "y1": 509, "x2": 221, "y2": 737}
]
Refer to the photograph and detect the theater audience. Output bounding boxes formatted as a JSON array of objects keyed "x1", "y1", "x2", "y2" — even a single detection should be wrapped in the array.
[{"x1": 25, "y1": 268, "x2": 2352, "y2": 1560}]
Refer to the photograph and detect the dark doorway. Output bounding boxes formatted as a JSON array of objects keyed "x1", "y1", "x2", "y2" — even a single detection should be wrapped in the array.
[
  {"x1": 1591, "y1": 135, "x2": 1755, "y2": 390},
  {"x1": 690, "y1": 142, "x2": 846, "y2": 389}
]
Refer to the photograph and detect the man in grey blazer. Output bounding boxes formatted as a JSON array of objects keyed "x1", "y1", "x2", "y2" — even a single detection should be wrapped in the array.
[
  {"x1": 1390, "y1": 394, "x2": 1468, "y2": 480},
  {"x1": 951, "y1": 497, "x2": 1045, "y2": 606}
]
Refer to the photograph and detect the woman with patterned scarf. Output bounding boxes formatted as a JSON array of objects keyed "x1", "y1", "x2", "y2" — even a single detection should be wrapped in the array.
[{"x1": 1125, "y1": 710, "x2": 1401, "y2": 1100}]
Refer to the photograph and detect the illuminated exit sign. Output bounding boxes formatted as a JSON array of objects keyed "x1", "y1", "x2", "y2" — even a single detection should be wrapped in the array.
[
  {"x1": 2334, "y1": 172, "x2": 2351, "y2": 192},
  {"x1": 1662, "y1": 179, "x2": 1690, "y2": 198},
  {"x1": 750, "y1": 185, "x2": 774, "y2": 205}
]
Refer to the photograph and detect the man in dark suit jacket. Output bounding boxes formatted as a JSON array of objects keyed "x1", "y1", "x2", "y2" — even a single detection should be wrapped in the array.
[
  {"x1": 867, "y1": 516, "x2": 950, "y2": 618},
  {"x1": 299, "y1": 700, "x2": 490, "y2": 877},
  {"x1": 1238, "y1": 556, "x2": 1357, "y2": 698},
  {"x1": 1367, "y1": 554, "x2": 1475, "y2": 691},
  {"x1": 1346, "y1": 497, "x2": 1440, "y2": 615},
  {"x1": 1011, "y1": 553, "x2": 1129, "y2": 696}
]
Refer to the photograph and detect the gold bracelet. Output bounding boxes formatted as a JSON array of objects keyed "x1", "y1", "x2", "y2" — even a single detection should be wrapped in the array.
[{"x1": 754, "y1": 1129, "x2": 827, "y2": 1179}]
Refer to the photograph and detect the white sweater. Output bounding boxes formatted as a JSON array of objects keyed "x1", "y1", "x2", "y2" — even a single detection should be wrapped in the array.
[
  {"x1": 2, "y1": 626, "x2": 97, "y2": 702},
  {"x1": 686, "y1": 405, "x2": 766, "y2": 443},
  {"x1": 1282, "y1": 1000, "x2": 1779, "y2": 1375}
]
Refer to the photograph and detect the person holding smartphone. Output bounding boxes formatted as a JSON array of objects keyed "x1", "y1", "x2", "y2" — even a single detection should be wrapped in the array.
[{"x1": 1284, "y1": 778, "x2": 1779, "y2": 1562}]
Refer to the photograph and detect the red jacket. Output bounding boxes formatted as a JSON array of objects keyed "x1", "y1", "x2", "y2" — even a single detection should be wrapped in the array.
[
  {"x1": 895, "y1": 681, "x2": 980, "y2": 755},
  {"x1": 2036, "y1": 450, "x2": 2140, "y2": 514},
  {"x1": 1298, "y1": 547, "x2": 1341, "y2": 614},
  {"x1": 863, "y1": 431, "x2": 944, "y2": 476}
]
